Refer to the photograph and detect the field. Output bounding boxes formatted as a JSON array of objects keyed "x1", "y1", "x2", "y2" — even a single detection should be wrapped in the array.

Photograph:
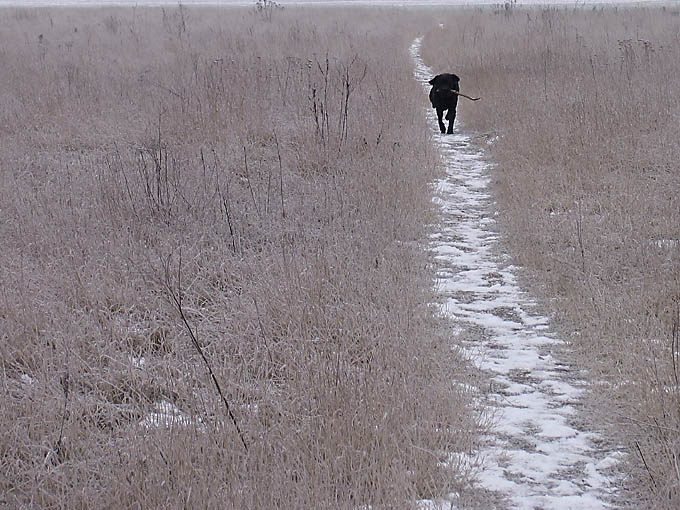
[
  {"x1": 1, "y1": 3, "x2": 679, "y2": 509},
  {"x1": 0, "y1": 5, "x2": 490, "y2": 509}
]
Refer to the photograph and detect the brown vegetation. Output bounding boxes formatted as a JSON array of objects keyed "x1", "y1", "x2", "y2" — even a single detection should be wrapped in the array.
[
  {"x1": 0, "y1": 6, "x2": 483, "y2": 508},
  {"x1": 423, "y1": 6, "x2": 680, "y2": 508}
]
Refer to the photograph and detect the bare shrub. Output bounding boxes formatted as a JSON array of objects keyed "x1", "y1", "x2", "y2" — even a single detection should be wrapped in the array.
[{"x1": 423, "y1": 6, "x2": 680, "y2": 508}]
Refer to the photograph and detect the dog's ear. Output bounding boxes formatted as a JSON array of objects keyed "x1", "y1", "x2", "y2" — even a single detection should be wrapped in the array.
[{"x1": 428, "y1": 75, "x2": 442, "y2": 86}]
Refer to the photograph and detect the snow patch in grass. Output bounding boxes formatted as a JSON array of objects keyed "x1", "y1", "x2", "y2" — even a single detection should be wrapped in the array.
[
  {"x1": 140, "y1": 400, "x2": 198, "y2": 429},
  {"x1": 650, "y1": 238, "x2": 679, "y2": 249},
  {"x1": 20, "y1": 373, "x2": 36, "y2": 385},
  {"x1": 129, "y1": 356, "x2": 146, "y2": 369}
]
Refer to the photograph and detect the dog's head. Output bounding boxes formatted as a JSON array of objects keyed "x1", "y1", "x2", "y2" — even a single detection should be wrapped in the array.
[{"x1": 428, "y1": 73, "x2": 460, "y2": 90}]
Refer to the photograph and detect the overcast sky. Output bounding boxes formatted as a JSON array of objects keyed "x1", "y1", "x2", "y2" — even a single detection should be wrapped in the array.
[{"x1": 0, "y1": 0, "x2": 670, "y2": 6}]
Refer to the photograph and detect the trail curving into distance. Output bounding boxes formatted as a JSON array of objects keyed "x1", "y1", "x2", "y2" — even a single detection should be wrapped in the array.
[{"x1": 411, "y1": 37, "x2": 623, "y2": 510}]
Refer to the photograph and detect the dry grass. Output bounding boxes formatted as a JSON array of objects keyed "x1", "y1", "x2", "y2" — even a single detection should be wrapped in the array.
[
  {"x1": 0, "y1": 6, "x2": 485, "y2": 508},
  {"x1": 423, "y1": 5, "x2": 680, "y2": 508}
]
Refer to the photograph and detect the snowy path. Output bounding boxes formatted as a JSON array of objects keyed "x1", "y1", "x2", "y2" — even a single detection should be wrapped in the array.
[{"x1": 411, "y1": 38, "x2": 622, "y2": 509}]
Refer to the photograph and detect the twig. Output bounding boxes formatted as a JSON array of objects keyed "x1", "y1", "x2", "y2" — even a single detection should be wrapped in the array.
[
  {"x1": 672, "y1": 305, "x2": 679, "y2": 388},
  {"x1": 611, "y1": 409, "x2": 680, "y2": 434},
  {"x1": 114, "y1": 143, "x2": 139, "y2": 221},
  {"x1": 273, "y1": 131, "x2": 286, "y2": 219},
  {"x1": 575, "y1": 199, "x2": 586, "y2": 273},
  {"x1": 634, "y1": 441, "x2": 656, "y2": 487},
  {"x1": 243, "y1": 145, "x2": 261, "y2": 218},
  {"x1": 253, "y1": 296, "x2": 273, "y2": 366},
  {"x1": 45, "y1": 368, "x2": 71, "y2": 468},
  {"x1": 213, "y1": 150, "x2": 238, "y2": 255},
  {"x1": 54, "y1": 371, "x2": 70, "y2": 464},
  {"x1": 166, "y1": 251, "x2": 248, "y2": 451}
]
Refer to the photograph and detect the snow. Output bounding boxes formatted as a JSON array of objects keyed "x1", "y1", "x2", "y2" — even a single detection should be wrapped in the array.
[
  {"x1": 20, "y1": 373, "x2": 36, "y2": 385},
  {"x1": 411, "y1": 37, "x2": 623, "y2": 509},
  {"x1": 129, "y1": 355, "x2": 146, "y2": 369},
  {"x1": 651, "y1": 238, "x2": 679, "y2": 249},
  {"x1": 139, "y1": 399, "x2": 198, "y2": 428}
]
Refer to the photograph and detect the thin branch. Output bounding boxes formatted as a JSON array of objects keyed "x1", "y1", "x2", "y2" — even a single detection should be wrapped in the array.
[
  {"x1": 635, "y1": 441, "x2": 656, "y2": 488},
  {"x1": 166, "y1": 250, "x2": 248, "y2": 451},
  {"x1": 243, "y1": 145, "x2": 261, "y2": 218},
  {"x1": 273, "y1": 131, "x2": 286, "y2": 219}
]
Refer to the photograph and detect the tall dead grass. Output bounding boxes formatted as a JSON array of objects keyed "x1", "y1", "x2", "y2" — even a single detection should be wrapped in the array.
[
  {"x1": 0, "y1": 6, "x2": 483, "y2": 508},
  {"x1": 423, "y1": 5, "x2": 680, "y2": 508}
]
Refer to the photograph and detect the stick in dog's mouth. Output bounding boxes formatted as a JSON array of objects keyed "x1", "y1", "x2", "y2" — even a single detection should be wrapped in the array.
[{"x1": 450, "y1": 89, "x2": 481, "y2": 101}]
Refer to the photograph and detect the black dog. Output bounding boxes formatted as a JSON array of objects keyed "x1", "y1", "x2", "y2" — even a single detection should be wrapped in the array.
[{"x1": 429, "y1": 73, "x2": 460, "y2": 134}]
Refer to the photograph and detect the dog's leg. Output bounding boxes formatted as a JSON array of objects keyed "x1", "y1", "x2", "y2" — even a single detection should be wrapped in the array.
[
  {"x1": 436, "y1": 108, "x2": 446, "y2": 134},
  {"x1": 445, "y1": 107, "x2": 456, "y2": 134}
]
